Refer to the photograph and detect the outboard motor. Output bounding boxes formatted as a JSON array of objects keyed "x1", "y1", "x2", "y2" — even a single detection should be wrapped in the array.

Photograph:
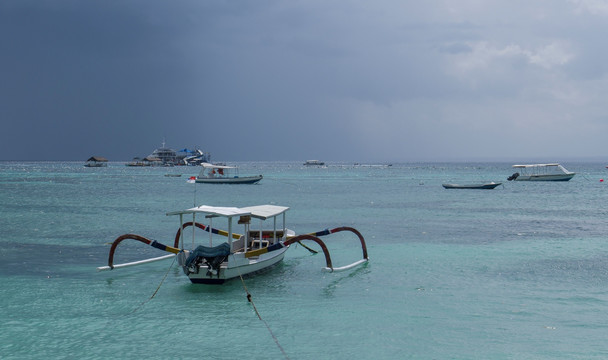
[
  {"x1": 184, "y1": 243, "x2": 231, "y2": 278},
  {"x1": 507, "y1": 172, "x2": 519, "y2": 181}
]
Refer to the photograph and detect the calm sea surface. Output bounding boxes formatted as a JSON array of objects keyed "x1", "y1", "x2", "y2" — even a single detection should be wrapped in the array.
[{"x1": 2, "y1": 161, "x2": 608, "y2": 359}]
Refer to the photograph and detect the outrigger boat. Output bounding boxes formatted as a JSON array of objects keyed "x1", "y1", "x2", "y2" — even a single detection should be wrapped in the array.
[
  {"x1": 195, "y1": 163, "x2": 263, "y2": 184},
  {"x1": 442, "y1": 182, "x2": 502, "y2": 189},
  {"x1": 98, "y1": 204, "x2": 368, "y2": 284}
]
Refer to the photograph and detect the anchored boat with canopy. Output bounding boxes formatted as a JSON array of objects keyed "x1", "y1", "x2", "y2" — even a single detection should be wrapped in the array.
[
  {"x1": 98, "y1": 204, "x2": 368, "y2": 284},
  {"x1": 195, "y1": 163, "x2": 263, "y2": 184},
  {"x1": 507, "y1": 163, "x2": 575, "y2": 181}
]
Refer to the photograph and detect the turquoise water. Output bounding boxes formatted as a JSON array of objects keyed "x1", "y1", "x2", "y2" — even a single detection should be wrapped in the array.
[{"x1": 2, "y1": 161, "x2": 608, "y2": 359}]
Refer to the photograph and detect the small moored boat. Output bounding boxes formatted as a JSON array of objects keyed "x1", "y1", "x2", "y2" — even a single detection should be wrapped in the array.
[
  {"x1": 195, "y1": 163, "x2": 263, "y2": 184},
  {"x1": 442, "y1": 182, "x2": 502, "y2": 189},
  {"x1": 303, "y1": 160, "x2": 325, "y2": 166},
  {"x1": 98, "y1": 204, "x2": 369, "y2": 284}
]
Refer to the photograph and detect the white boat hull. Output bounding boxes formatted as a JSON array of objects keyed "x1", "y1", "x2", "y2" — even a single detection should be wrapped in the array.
[
  {"x1": 442, "y1": 182, "x2": 502, "y2": 189},
  {"x1": 514, "y1": 174, "x2": 575, "y2": 181},
  {"x1": 509, "y1": 163, "x2": 575, "y2": 182},
  {"x1": 186, "y1": 245, "x2": 288, "y2": 284},
  {"x1": 195, "y1": 175, "x2": 263, "y2": 184}
]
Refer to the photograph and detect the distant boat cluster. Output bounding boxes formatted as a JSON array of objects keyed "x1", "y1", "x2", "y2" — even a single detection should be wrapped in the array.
[
  {"x1": 84, "y1": 152, "x2": 579, "y2": 190},
  {"x1": 85, "y1": 141, "x2": 210, "y2": 167}
]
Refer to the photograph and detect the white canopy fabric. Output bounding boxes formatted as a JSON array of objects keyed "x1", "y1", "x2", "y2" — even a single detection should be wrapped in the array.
[
  {"x1": 200, "y1": 162, "x2": 236, "y2": 170},
  {"x1": 167, "y1": 205, "x2": 289, "y2": 219},
  {"x1": 166, "y1": 205, "x2": 249, "y2": 217},
  {"x1": 512, "y1": 163, "x2": 560, "y2": 168},
  {"x1": 240, "y1": 205, "x2": 290, "y2": 220}
]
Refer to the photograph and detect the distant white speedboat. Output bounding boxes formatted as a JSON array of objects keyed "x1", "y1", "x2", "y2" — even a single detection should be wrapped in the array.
[
  {"x1": 508, "y1": 163, "x2": 575, "y2": 181},
  {"x1": 195, "y1": 163, "x2": 263, "y2": 184}
]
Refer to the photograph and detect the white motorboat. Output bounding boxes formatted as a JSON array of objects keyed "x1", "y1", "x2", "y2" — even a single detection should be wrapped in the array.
[
  {"x1": 508, "y1": 163, "x2": 575, "y2": 181},
  {"x1": 99, "y1": 205, "x2": 369, "y2": 284},
  {"x1": 195, "y1": 163, "x2": 263, "y2": 184}
]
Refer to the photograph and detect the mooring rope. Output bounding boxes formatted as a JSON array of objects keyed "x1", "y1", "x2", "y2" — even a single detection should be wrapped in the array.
[
  {"x1": 233, "y1": 255, "x2": 290, "y2": 360},
  {"x1": 130, "y1": 255, "x2": 176, "y2": 314}
]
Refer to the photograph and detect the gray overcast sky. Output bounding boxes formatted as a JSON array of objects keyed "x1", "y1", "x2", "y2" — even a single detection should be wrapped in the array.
[{"x1": 2, "y1": 0, "x2": 608, "y2": 162}]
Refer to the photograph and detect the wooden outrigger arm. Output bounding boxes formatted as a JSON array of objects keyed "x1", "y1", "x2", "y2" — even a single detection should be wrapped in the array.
[
  {"x1": 285, "y1": 226, "x2": 369, "y2": 272},
  {"x1": 97, "y1": 234, "x2": 181, "y2": 272},
  {"x1": 98, "y1": 223, "x2": 238, "y2": 272},
  {"x1": 98, "y1": 225, "x2": 368, "y2": 274}
]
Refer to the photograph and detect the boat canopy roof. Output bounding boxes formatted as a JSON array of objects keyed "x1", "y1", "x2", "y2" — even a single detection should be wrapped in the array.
[
  {"x1": 240, "y1": 205, "x2": 290, "y2": 220},
  {"x1": 512, "y1": 163, "x2": 561, "y2": 168},
  {"x1": 200, "y1": 162, "x2": 236, "y2": 170},
  {"x1": 167, "y1": 204, "x2": 289, "y2": 219}
]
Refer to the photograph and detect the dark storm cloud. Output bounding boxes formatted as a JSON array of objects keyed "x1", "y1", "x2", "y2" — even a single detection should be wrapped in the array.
[
  {"x1": 1, "y1": 1, "x2": 205, "y2": 160},
  {"x1": 2, "y1": 0, "x2": 608, "y2": 162}
]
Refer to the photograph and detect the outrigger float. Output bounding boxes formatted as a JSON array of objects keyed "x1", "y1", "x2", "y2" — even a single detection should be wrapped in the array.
[{"x1": 98, "y1": 205, "x2": 369, "y2": 284}]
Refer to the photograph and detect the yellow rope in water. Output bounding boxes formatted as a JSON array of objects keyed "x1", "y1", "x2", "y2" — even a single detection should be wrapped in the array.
[
  {"x1": 131, "y1": 256, "x2": 176, "y2": 314},
  {"x1": 233, "y1": 255, "x2": 290, "y2": 360}
]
